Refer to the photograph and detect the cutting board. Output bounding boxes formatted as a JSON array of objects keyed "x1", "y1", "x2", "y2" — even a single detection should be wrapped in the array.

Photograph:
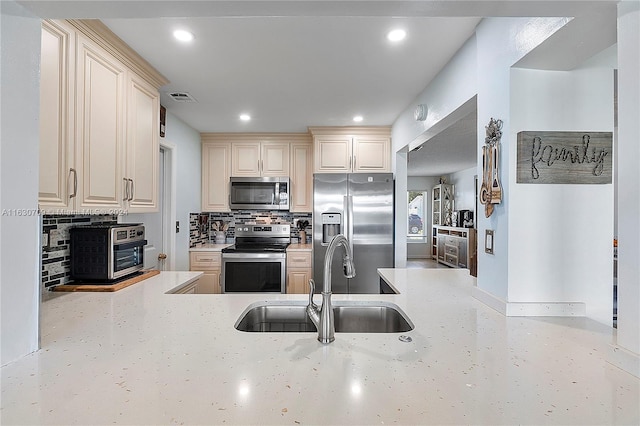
[{"x1": 52, "y1": 270, "x2": 160, "y2": 292}]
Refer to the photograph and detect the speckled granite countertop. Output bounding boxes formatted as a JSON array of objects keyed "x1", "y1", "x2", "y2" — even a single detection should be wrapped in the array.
[
  {"x1": 189, "y1": 243, "x2": 232, "y2": 252},
  {"x1": 2, "y1": 270, "x2": 638, "y2": 425}
]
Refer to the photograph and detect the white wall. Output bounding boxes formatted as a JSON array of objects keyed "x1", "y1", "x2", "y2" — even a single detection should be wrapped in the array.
[
  {"x1": 616, "y1": 1, "x2": 640, "y2": 359},
  {"x1": 163, "y1": 111, "x2": 201, "y2": 271},
  {"x1": 450, "y1": 167, "x2": 476, "y2": 213},
  {"x1": 0, "y1": 1, "x2": 42, "y2": 366},
  {"x1": 509, "y1": 67, "x2": 614, "y2": 325},
  {"x1": 474, "y1": 17, "x2": 569, "y2": 301}
]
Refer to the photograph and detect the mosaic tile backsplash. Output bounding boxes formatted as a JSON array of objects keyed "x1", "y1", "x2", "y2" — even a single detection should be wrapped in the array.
[
  {"x1": 189, "y1": 211, "x2": 313, "y2": 247},
  {"x1": 41, "y1": 215, "x2": 118, "y2": 293}
]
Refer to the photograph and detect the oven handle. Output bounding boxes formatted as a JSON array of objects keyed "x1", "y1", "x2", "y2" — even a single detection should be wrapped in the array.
[
  {"x1": 222, "y1": 252, "x2": 285, "y2": 260},
  {"x1": 114, "y1": 240, "x2": 147, "y2": 251}
]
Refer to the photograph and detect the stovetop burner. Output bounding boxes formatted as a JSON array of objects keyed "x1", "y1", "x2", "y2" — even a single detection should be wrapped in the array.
[
  {"x1": 222, "y1": 244, "x2": 289, "y2": 254},
  {"x1": 222, "y1": 223, "x2": 291, "y2": 254}
]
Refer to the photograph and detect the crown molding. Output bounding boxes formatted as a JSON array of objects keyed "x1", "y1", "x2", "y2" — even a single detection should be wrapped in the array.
[{"x1": 66, "y1": 19, "x2": 169, "y2": 89}]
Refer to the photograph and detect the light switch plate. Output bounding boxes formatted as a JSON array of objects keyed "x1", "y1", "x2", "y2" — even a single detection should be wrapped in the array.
[{"x1": 485, "y1": 229, "x2": 494, "y2": 254}]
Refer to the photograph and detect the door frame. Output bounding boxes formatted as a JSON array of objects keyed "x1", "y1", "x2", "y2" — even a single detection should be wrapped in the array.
[{"x1": 160, "y1": 140, "x2": 177, "y2": 271}]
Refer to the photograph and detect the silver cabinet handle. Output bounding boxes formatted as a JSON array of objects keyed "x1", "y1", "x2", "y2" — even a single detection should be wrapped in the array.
[
  {"x1": 129, "y1": 178, "x2": 134, "y2": 201},
  {"x1": 353, "y1": 155, "x2": 356, "y2": 170},
  {"x1": 123, "y1": 178, "x2": 129, "y2": 201},
  {"x1": 69, "y1": 168, "x2": 77, "y2": 199}
]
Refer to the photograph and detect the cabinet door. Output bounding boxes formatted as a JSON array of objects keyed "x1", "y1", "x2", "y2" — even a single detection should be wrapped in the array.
[
  {"x1": 231, "y1": 142, "x2": 261, "y2": 176},
  {"x1": 290, "y1": 141, "x2": 313, "y2": 212},
  {"x1": 287, "y1": 269, "x2": 311, "y2": 294},
  {"x1": 76, "y1": 35, "x2": 127, "y2": 212},
  {"x1": 196, "y1": 271, "x2": 221, "y2": 294},
  {"x1": 39, "y1": 20, "x2": 75, "y2": 212},
  {"x1": 202, "y1": 142, "x2": 232, "y2": 211},
  {"x1": 353, "y1": 136, "x2": 390, "y2": 172},
  {"x1": 314, "y1": 136, "x2": 352, "y2": 173},
  {"x1": 126, "y1": 74, "x2": 159, "y2": 212},
  {"x1": 261, "y1": 142, "x2": 290, "y2": 176}
]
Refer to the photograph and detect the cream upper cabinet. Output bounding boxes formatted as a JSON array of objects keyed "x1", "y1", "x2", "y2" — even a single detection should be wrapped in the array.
[
  {"x1": 126, "y1": 74, "x2": 160, "y2": 212},
  {"x1": 39, "y1": 20, "x2": 76, "y2": 213},
  {"x1": 231, "y1": 140, "x2": 289, "y2": 177},
  {"x1": 309, "y1": 127, "x2": 392, "y2": 173},
  {"x1": 75, "y1": 33, "x2": 127, "y2": 211},
  {"x1": 201, "y1": 140, "x2": 232, "y2": 212},
  {"x1": 290, "y1": 139, "x2": 313, "y2": 212},
  {"x1": 313, "y1": 135, "x2": 352, "y2": 173},
  {"x1": 352, "y1": 135, "x2": 391, "y2": 172},
  {"x1": 38, "y1": 20, "x2": 168, "y2": 215}
]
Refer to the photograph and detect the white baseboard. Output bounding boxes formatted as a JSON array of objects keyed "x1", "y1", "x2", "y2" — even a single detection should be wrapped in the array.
[
  {"x1": 609, "y1": 344, "x2": 640, "y2": 378},
  {"x1": 472, "y1": 286, "x2": 586, "y2": 317}
]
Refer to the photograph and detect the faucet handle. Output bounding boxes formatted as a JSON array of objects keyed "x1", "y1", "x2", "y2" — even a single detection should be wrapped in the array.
[{"x1": 307, "y1": 279, "x2": 316, "y2": 305}]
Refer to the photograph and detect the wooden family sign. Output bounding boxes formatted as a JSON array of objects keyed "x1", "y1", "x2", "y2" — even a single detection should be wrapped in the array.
[{"x1": 516, "y1": 131, "x2": 613, "y2": 184}]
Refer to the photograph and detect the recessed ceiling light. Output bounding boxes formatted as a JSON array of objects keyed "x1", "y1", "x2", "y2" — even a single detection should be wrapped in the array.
[
  {"x1": 387, "y1": 29, "x2": 407, "y2": 42},
  {"x1": 239, "y1": 114, "x2": 251, "y2": 121},
  {"x1": 353, "y1": 115, "x2": 364, "y2": 122},
  {"x1": 173, "y1": 30, "x2": 194, "y2": 42}
]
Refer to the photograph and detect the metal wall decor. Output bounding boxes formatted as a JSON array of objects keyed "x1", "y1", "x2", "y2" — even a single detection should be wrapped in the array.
[{"x1": 479, "y1": 118, "x2": 503, "y2": 218}]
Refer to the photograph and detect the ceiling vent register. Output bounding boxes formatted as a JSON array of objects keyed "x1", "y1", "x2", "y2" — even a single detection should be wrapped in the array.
[{"x1": 168, "y1": 92, "x2": 197, "y2": 103}]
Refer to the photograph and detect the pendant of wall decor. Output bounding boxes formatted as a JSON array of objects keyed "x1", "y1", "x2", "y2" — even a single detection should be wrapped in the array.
[{"x1": 479, "y1": 117, "x2": 503, "y2": 217}]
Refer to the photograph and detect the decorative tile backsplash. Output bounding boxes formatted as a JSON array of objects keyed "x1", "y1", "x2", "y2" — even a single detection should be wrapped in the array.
[
  {"x1": 189, "y1": 211, "x2": 313, "y2": 246},
  {"x1": 41, "y1": 215, "x2": 118, "y2": 293}
]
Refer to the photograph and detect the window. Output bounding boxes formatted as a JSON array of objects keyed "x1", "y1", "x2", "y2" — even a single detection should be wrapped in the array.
[{"x1": 408, "y1": 190, "x2": 427, "y2": 237}]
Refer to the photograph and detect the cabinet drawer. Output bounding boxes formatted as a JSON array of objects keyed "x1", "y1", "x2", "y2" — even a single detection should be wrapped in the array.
[
  {"x1": 445, "y1": 254, "x2": 458, "y2": 265},
  {"x1": 445, "y1": 245, "x2": 458, "y2": 255},
  {"x1": 190, "y1": 252, "x2": 221, "y2": 269},
  {"x1": 287, "y1": 251, "x2": 312, "y2": 268}
]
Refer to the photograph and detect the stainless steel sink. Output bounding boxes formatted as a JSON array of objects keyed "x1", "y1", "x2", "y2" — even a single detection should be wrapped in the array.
[{"x1": 234, "y1": 301, "x2": 414, "y2": 333}]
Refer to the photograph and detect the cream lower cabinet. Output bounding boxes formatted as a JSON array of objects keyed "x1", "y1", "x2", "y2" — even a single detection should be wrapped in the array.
[
  {"x1": 171, "y1": 279, "x2": 199, "y2": 294},
  {"x1": 189, "y1": 252, "x2": 222, "y2": 294},
  {"x1": 310, "y1": 127, "x2": 392, "y2": 173},
  {"x1": 286, "y1": 251, "x2": 312, "y2": 294}
]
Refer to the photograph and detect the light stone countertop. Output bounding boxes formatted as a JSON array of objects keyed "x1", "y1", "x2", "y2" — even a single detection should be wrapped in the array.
[
  {"x1": 189, "y1": 243, "x2": 233, "y2": 252},
  {"x1": 2, "y1": 270, "x2": 638, "y2": 425},
  {"x1": 286, "y1": 243, "x2": 313, "y2": 251}
]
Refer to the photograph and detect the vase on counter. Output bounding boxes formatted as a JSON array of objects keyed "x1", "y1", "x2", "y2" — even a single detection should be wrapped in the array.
[
  {"x1": 215, "y1": 231, "x2": 226, "y2": 244},
  {"x1": 299, "y1": 230, "x2": 307, "y2": 244}
]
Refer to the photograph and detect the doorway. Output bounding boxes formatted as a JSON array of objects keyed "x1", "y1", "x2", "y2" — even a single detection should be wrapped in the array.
[{"x1": 120, "y1": 142, "x2": 176, "y2": 271}]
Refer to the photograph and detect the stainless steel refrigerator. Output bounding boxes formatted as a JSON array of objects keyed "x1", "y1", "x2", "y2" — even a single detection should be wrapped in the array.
[{"x1": 313, "y1": 173, "x2": 394, "y2": 294}]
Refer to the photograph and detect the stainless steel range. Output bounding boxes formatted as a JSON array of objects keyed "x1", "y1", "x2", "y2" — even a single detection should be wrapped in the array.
[{"x1": 221, "y1": 224, "x2": 290, "y2": 293}]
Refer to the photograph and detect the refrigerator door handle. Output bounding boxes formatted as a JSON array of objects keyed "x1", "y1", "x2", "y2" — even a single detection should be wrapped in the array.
[{"x1": 347, "y1": 195, "x2": 354, "y2": 250}]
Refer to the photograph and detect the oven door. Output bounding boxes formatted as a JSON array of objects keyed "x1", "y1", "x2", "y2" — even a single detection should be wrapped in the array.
[
  {"x1": 112, "y1": 240, "x2": 146, "y2": 279},
  {"x1": 222, "y1": 252, "x2": 286, "y2": 293}
]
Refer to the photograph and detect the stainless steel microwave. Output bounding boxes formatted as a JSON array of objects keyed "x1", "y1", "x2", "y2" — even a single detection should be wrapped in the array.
[{"x1": 229, "y1": 177, "x2": 290, "y2": 210}]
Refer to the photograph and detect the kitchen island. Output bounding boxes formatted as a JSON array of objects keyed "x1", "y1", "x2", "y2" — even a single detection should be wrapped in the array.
[{"x1": 1, "y1": 270, "x2": 638, "y2": 425}]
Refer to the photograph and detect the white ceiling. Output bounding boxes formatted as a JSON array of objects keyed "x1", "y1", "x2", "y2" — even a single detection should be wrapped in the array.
[{"x1": 18, "y1": 0, "x2": 617, "y2": 176}]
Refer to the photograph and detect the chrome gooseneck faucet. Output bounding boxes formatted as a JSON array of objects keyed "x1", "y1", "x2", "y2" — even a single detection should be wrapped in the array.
[{"x1": 306, "y1": 234, "x2": 355, "y2": 343}]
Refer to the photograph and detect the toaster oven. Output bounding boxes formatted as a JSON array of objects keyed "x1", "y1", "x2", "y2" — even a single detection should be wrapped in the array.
[{"x1": 70, "y1": 224, "x2": 146, "y2": 281}]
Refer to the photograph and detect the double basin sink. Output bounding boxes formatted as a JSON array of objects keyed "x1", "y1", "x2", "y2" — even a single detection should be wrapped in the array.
[{"x1": 235, "y1": 300, "x2": 414, "y2": 333}]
